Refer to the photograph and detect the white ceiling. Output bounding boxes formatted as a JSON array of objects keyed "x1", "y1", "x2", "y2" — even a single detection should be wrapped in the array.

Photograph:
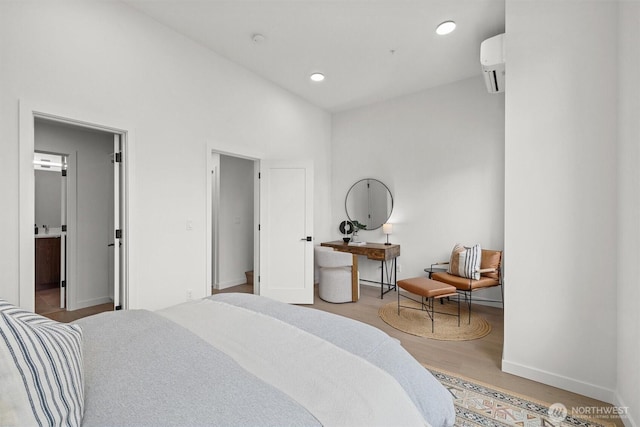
[{"x1": 123, "y1": 0, "x2": 505, "y2": 113}]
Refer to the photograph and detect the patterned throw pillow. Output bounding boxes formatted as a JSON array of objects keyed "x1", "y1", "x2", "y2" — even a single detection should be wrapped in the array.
[
  {"x1": 0, "y1": 299, "x2": 84, "y2": 427},
  {"x1": 448, "y1": 243, "x2": 482, "y2": 280}
]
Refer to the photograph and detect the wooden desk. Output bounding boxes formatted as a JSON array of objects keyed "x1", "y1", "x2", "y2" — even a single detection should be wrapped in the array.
[{"x1": 321, "y1": 241, "x2": 400, "y2": 299}]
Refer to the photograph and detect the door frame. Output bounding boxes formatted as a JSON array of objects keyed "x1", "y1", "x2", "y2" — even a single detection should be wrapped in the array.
[
  {"x1": 205, "y1": 142, "x2": 263, "y2": 297},
  {"x1": 19, "y1": 99, "x2": 134, "y2": 312}
]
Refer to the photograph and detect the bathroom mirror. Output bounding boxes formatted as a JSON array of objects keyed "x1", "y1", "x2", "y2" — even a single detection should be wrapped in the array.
[{"x1": 344, "y1": 178, "x2": 393, "y2": 231}]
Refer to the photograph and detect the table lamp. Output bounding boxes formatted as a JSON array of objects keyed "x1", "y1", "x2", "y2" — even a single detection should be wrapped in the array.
[{"x1": 382, "y1": 223, "x2": 393, "y2": 245}]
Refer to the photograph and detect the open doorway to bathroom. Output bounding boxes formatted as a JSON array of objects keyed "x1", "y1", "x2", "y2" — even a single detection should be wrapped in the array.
[
  {"x1": 33, "y1": 151, "x2": 69, "y2": 316},
  {"x1": 33, "y1": 118, "x2": 121, "y2": 321}
]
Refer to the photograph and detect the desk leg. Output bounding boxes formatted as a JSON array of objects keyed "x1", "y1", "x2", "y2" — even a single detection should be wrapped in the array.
[
  {"x1": 351, "y1": 255, "x2": 359, "y2": 302},
  {"x1": 380, "y1": 257, "x2": 398, "y2": 299},
  {"x1": 380, "y1": 260, "x2": 384, "y2": 299},
  {"x1": 393, "y1": 257, "x2": 397, "y2": 292}
]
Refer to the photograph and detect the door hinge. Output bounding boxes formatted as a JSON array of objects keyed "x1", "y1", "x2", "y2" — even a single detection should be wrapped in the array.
[
  {"x1": 61, "y1": 225, "x2": 67, "y2": 232},
  {"x1": 61, "y1": 169, "x2": 67, "y2": 177},
  {"x1": 258, "y1": 275, "x2": 260, "y2": 283},
  {"x1": 115, "y1": 152, "x2": 122, "y2": 163},
  {"x1": 115, "y1": 305, "x2": 122, "y2": 311},
  {"x1": 258, "y1": 172, "x2": 261, "y2": 179},
  {"x1": 61, "y1": 280, "x2": 66, "y2": 288},
  {"x1": 258, "y1": 224, "x2": 261, "y2": 231},
  {"x1": 115, "y1": 229, "x2": 122, "y2": 239}
]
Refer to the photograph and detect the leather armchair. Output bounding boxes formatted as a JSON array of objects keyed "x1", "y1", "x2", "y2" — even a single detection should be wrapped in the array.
[{"x1": 430, "y1": 249, "x2": 503, "y2": 322}]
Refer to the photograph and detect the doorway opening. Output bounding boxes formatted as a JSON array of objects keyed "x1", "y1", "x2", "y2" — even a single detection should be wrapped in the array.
[
  {"x1": 33, "y1": 151, "x2": 68, "y2": 316},
  {"x1": 209, "y1": 152, "x2": 258, "y2": 296},
  {"x1": 32, "y1": 118, "x2": 123, "y2": 320},
  {"x1": 19, "y1": 103, "x2": 130, "y2": 317},
  {"x1": 205, "y1": 144, "x2": 315, "y2": 304}
]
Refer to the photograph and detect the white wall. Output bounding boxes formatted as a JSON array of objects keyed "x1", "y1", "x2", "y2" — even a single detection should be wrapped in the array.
[
  {"x1": 331, "y1": 76, "x2": 505, "y2": 292},
  {"x1": 504, "y1": 0, "x2": 618, "y2": 403},
  {"x1": 617, "y1": 2, "x2": 640, "y2": 425},
  {"x1": 35, "y1": 120, "x2": 114, "y2": 309},
  {"x1": 0, "y1": 0, "x2": 331, "y2": 310},
  {"x1": 218, "y1": 155, "x2": 254, "y2": 288}
]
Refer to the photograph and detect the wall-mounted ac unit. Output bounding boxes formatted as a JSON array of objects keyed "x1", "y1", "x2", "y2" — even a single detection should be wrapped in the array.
[{"x1": 481, "y1": 33, "x2": 505, "y2": 93}]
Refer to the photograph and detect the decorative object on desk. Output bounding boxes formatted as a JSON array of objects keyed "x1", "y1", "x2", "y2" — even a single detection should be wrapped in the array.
[
  {"x1": 338, "y1": 220, "x2": 354, "y2": 242},
  {"x1": 350, "y1": 220, "x2": 367, "y2": 242},
  {"x1": 338, "y1": 220, "x2": 355, "y2": 243},
  {"x1": 345, "y1": 178, "x2": 393, "y2": 230},
  {"x1": 378, "y1": 300, "x2": 491, "y2": 341},
  {"x1": 382, "y1": 223, "x2": 393, "y2": 245},
  {"x1": 338, "y1": 220, "x2": 354, "y2": 235},
  {"x1": 424, "y1": 365, "x2": 614, "y2": 427}
]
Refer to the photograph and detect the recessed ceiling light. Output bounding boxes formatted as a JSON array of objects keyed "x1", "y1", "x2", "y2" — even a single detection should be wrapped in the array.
[
  {"x1": 436, "y1": 21, "x2": 456, "y2": 35},
  {"x1": 310, "y1": 73, "x2": 325, "y2": 82}
]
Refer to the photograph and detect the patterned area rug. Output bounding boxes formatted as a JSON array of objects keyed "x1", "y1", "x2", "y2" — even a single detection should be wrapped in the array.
[{"x1": 425, "y1": 365, "x2": 614, "y2": 427}]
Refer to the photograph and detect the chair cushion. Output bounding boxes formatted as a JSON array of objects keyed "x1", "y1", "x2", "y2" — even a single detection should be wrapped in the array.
[
  {"x1": 448, "y1": 244, "x2": 481, "y2": 280},
  {"x1": 397, "y1": 277, "x2": 457, "y2": 298},
  {"x1": 0, "y1": 299, "x2": 84, "y2": 427},
  {"x1": 481, "y1": 250, "x2": 502, "y2": 280},
  {"x1": 431, "y1": 272, "x2": 499, "y2": 291}
]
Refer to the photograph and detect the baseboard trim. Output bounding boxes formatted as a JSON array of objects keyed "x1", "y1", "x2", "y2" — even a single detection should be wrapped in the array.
[
  {"x1": 501, "y1": 359, "x2": 616, "y2": 405},
  {"x1": 216, "y1": 278, "x2": 247, "y2": 290},
  {"x1": 614, "y1": 392, "x2": 637, "y2": 427},
  {"x1": 75, "y1": 296, "x2": 113, "y2": 310}
]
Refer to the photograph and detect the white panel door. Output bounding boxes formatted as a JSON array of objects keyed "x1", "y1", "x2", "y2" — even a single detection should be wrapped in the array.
[{"x1": 259, "y1": 160, "x2": 314, "y2": 304}]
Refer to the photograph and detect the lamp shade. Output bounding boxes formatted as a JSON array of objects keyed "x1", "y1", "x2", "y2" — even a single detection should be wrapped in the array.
[{"x1": 382, "y1": 223, "x2": 393, "y2": 235}]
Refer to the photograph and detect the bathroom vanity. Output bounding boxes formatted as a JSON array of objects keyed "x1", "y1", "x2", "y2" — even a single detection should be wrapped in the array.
[{"x1": 35, "y1": 234, "x2": 61, "y2": 289}]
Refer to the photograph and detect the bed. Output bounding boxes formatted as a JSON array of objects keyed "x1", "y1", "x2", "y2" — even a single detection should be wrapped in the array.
[{"x1": 0, "y1": 293, "x2": 455, "y2": 427}]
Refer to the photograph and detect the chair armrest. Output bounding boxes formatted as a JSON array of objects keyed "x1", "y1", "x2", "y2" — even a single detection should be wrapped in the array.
[
  {"x1": 477, "y1": 268, "x2": 497, "y2": 274},
  {"x1": 429, "y1": 262, "x2": 449, "y2": 271},
  {"x1": 315, "y1": 249, "x2": 354, "y2": 268}
]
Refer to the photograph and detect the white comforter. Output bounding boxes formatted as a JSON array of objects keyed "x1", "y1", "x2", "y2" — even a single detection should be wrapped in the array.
[{"x1": 159, "y1": 298, "x2": 429, "y2": 427}]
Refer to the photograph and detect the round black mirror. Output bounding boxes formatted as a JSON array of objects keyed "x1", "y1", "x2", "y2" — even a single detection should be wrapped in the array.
[{"x1": 344, "y1": 178, "x2": 393, "y2": 231}]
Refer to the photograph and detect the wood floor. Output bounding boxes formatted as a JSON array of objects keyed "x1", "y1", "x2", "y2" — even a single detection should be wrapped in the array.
[
  {"x1": 35, "y1": 287, "x2": 113, "y2": 323},
  {"x1": 215, "y1": 283, "x2": 622, "y2": 426}
]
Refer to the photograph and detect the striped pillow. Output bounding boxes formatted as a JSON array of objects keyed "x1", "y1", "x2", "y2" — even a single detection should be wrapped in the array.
[
  {"x1": 0, "y1": 300, "x2": 84, "y2": 427},
  {"x1": 448, "y1": 243, "x2": 481, "y2": 280}
]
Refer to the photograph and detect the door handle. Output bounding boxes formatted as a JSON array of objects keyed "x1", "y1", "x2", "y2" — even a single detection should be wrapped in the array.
[{"x1": 300, "y1": 236, "x2": 312, "y2": 242}]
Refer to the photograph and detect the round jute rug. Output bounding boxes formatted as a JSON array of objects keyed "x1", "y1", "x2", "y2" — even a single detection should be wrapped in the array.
[{"x1": 378, "y1": 300, "x2": 491, "y2": 341}]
